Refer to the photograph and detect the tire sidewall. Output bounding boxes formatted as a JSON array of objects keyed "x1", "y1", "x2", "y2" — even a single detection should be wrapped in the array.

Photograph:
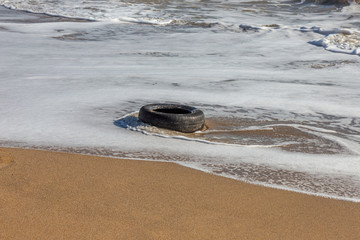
[{"x1": 139, "y1": 104, "x2": 205, "y2": 133}]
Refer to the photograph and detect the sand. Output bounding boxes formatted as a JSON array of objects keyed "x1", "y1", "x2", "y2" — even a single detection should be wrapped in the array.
[{"x1": 0, "y1": 147, "x2": 359, "y2": 239}]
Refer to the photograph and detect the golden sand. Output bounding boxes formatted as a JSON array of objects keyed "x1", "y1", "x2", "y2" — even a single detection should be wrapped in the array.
[
  {"x1": 0, "y1": 150, "x2": 13, "y2": 169},
  {"x1": 0, "y1": 147, "x2": 359, "y2": 239}
]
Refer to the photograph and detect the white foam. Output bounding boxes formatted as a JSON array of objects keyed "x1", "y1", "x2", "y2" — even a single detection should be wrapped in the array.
[
  {"x1": 177, "y1": 161, "x2": 360, "y2": 203},
  {"x1": 311, "y1": 32, "x2": 360, "y2": 55}
]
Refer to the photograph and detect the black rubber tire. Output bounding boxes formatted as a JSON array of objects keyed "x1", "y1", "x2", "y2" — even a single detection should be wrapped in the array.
[{"x1": 139, "y1": 104, "x2": 205, "y2": 133}]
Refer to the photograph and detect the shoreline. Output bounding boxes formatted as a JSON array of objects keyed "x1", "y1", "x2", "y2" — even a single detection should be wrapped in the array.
[
  {"x1": 2, "y1": 144, "x2": 360, "y2": 203},
  {"x1": 1, "y1": 147, "x2": 360, "y2": 239}
]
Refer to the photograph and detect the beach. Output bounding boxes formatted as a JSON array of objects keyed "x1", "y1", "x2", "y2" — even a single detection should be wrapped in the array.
[
  {"x1": 1, "y1": 2, "x2": 360, "y2": 239},
  {"x1": 1, "y1": 147, "x2": 359, "y2": 239}
]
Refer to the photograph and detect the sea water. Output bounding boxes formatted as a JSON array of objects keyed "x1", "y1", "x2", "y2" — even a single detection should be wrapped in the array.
[{"x1": 0, "y1": 0, "x2": 360, "y2": 202}]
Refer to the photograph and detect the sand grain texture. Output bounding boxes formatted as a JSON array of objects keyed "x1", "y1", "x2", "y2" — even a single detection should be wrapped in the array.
[
  {"x1": 0, "y1": 147, "x2": 359, "y2": 240},
  {"x1": 0, "y1": 150, "x2": 13, "y2": 169}
]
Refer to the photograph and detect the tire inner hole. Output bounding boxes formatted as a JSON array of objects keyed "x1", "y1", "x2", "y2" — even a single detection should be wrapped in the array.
[{"x1": 154, "y1": 108, "x2": 191, "y2": 114}]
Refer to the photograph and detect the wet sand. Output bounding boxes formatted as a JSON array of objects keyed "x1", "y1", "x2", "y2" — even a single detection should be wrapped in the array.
[
  {"x1": 1, "y1": 147, "x2": 359, "y2": 240},
  {"x1": 115, "y1": 113, "x2": 345, "y2": 154}
]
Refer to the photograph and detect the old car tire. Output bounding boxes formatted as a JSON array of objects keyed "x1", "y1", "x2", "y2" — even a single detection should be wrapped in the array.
[{"x1": 139, "y1": 104, "x2": 205, "y2": 133}]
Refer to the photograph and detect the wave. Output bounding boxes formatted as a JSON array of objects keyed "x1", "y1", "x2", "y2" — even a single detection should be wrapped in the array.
[
  {"x1": 301, "y1": 0, "x2": 357, "y2": 5},
  {"x1": 2, "y1": 0, "x2": 359, "y2": 25},
  {"x1": 305, "y1": 27, "x2": 360, "y2": 56}
]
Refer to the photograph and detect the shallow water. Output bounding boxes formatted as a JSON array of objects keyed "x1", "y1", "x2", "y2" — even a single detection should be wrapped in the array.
[{"x1": 0, "y1": 0, "x2": 360, "y2": 201}]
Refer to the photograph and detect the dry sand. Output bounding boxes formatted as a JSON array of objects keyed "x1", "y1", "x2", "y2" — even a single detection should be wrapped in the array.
[{"x1": 0, "y1": 147, "x2": 360, "y2": 240}]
